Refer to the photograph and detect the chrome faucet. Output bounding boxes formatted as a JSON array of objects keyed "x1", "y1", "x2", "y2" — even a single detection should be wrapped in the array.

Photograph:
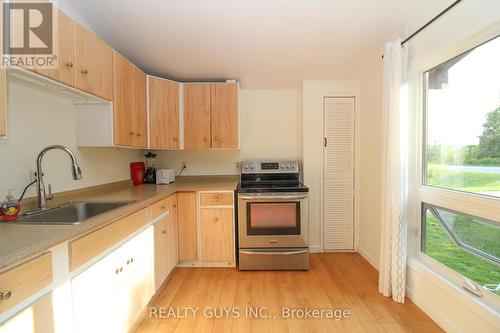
[{"x1": 36, "y1": 145, "x2": 82, "y2": 210}]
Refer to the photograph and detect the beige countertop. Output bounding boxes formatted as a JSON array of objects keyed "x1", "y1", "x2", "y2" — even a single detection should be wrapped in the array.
[{"x1": 0, "y1": 175, "x2": 239, "y2": 271}]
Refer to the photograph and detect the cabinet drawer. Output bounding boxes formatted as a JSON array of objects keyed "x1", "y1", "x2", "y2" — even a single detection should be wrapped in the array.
[
  {"x1": 200, "y1": 192, "x2": 233, "y2": 206},
  {"x1": 69, "y1": 208, "x2": 149, "y2": 271},
  {"x1": 0, "y1": 253, "x2": 52, "y2": 314},
  {"x1": 151, "y1": 197, "x2": 170, "y2": 220}
]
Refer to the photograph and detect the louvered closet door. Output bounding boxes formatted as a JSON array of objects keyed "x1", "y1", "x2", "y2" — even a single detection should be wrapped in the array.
[{"x1": 323, "y1": 97, "x2": 355, "y2": 250}]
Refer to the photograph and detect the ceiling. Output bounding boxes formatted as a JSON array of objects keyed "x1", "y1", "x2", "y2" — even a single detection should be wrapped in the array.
[{"x1": 65, "y1": 0, "x2": 424, "y2": 88}]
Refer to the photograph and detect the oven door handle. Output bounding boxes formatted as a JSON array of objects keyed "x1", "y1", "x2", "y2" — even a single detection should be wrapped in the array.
[
  {"x1": 238, "y1": 194, "x2": 308, "y2": 200},
  {"x1": 240, "y1": 249, "x2": 309, "y2": 256}
]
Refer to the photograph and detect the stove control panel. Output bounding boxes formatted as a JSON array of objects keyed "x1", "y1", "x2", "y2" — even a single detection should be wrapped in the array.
[{"x1": 241, "y1": 160, "x2": 300, "y2": 174}]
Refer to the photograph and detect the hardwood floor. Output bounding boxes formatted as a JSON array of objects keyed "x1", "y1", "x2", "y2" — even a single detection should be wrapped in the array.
[{"x1": 133, "y1": 253, "x2": 444, "y2": 333}]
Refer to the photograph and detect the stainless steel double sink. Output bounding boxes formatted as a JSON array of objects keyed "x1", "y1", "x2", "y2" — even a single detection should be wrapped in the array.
[{"x1": 16, "y1": 201, "x2": 134, "y2": 225}]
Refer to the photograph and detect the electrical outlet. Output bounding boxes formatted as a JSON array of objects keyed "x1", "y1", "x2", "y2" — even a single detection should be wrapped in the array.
[
  {"x1": 235, "y1": 162, "x2": 241, "y2": 169},
  {"x1": 29, "y1": 169, "x2": 37, "y2": 182}
]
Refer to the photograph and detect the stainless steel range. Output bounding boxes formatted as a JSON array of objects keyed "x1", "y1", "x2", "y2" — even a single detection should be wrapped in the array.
[{"x1": 237, "y1": 160, "x2": 309, "y2": 270}]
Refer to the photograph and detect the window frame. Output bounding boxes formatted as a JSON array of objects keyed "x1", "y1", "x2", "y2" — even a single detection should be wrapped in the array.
[{"x1": 415, "y1": 31, "x2": 500, "y2": 303}]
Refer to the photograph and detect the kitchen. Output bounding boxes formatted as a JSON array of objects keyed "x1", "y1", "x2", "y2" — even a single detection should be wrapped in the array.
[{"x1": 0, "y1": 1, "x2": 499, "y2": 333}]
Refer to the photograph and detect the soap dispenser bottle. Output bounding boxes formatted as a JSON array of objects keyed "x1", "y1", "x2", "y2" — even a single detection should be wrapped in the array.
[{"x1": 1, "y1": 189, "x2": 20, "y2": 222}]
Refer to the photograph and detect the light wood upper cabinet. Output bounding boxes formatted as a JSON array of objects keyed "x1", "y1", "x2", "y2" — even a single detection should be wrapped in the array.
[
  {"x1": 113, "y1": 52, "x2": 134, "y2": 147},
  {"x1": 133, "y1": 67, "x2": 147, "y2": 148},
  {"x1": 74, "y1": 22, "x2": 113, "y2": 101},
  {"x1": 149, "y1": 78, "x2": 179, "y2": 149},
  {"x1": 200, "y1": 208, "x2": 234, "y2": 262},
  {"x1": 177, "y1": 192, "x2": 197, "y2": 262},
  {"x1": 113, "y1": 52, "x2": 147, "y2": 148},
  {"x1": 211, "y1": 83, "x2": 239, "y2": 149},
  {"x1": 184, "y1": 84, "x2": 211, "y2": 149},
  {"x1": 34, "y1": 9, "x2": 75, "y2": 87}
]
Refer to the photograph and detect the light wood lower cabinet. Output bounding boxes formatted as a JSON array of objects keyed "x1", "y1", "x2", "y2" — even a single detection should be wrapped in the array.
[
  {"x1": 72, "y1": 227, "x2": 154, "y2": 333},
  {"x1": 0, "y1": 293, "x2": 54, "y2": 333},
  {"x1": 0, "y1": 253, "x2": 52, "y2": 315},
  {"x1": 200, "y1": 208, "x2": 234, "y2": 262},
  {"x1": 154, "y1": 213, "x2": 172, "y2": 290},
  {"x1": 177, "y1": 192, "x2": 198, "y2": 262}
]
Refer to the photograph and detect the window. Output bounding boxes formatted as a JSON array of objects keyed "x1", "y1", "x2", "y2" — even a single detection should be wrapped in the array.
[
  {"x1": 420, "y1": 35, "x2": 500, "y2": 299},
  {"x1": 423, "y1": 36, "x2": 500, "y2": 198},
  {"x1": 421, "y1": 204, "x2": 500, "y2": 295}
]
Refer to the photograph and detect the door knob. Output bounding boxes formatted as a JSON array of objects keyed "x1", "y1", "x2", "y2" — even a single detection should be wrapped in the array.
[{"x1": 0, "y1": 290, "x2": 12, "y2": 300}]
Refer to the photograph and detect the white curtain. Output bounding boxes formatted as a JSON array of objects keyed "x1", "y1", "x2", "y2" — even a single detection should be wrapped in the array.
[{"x1": 379, "y1": 39, "x2": 409, "y2": 304}]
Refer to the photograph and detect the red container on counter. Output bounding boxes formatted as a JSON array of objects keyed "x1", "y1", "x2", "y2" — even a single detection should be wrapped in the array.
[{"x1": 130, "y1": 162, "x2": 146, "y2": 185}]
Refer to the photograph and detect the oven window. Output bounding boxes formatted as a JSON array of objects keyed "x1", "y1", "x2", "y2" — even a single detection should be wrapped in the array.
[{"x1": 247, "y1": 202, "x2": 301, "y2": 235}]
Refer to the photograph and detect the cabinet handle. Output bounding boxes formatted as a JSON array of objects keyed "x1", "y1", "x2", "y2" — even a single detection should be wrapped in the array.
[
  {"x1": 136, "y1": 133, "x2": 141, "y2": 137},
  {"x1": 203, "y1": 137, "x2": 207, "y2": 142},
  {"x1": 0, "y1": 290, "x2": 12, "y2": 300},
  {"x1": 160, "y1": 205, "x2": 166, "y2": 210},
  {"x1": 130, "y1": 258, "x2": 134, "y2": 263},
  {"x1": 81, "y1": 69, "x2": 88, "y2": 75},
  {"x1": 215, "y1": 217, "x2": 220, "y2": 222},
  {"x1": 172, "y1": 204, "x2": 177, "y2": 208},
  {"x1": 129, "y1": 132, "x2": 135, "y2": 136},
  {"x1": 214, "y1": 196, "x2": 219, "y2": 202},
  {"x1": 115, "y1": 268, "x2": 120, "y2": 274},
  {"x1": 214, "y1": 136, "x2": 219, "y2": 141},
  {"x1": 65, "y1": 62, "x2": 74, "y2": 69},
  {"x1": 173, "y1": 136, "x2": 177, "y2": 141},
  {"x1": 162, "y1": 230, "x2": 167, "y2": 234}
]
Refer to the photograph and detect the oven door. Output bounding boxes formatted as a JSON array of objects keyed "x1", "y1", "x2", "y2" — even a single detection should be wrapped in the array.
[{"x1": 238, "y1": 193, "x2": 309, "y2": 248}]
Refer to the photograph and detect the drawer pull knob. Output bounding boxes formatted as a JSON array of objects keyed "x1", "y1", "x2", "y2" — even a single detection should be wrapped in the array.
[
  {"x1": 162, "y1": 230, "x2": 167, "y2": 234},
  {"x1": 0, "y1": 291, "x2": 12, "y2": 300},
  {"x1": 65, "y1": 62, "x2": 74, "y2": 69},
  {"x1": 161, "y1": 205, "x2": 166, "y2": 210},
  {"x1": 81, "y1": 69, "x2": 88, "y2": 75}
]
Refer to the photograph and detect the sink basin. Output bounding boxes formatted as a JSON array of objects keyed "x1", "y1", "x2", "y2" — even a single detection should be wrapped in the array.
[{"x1": 16, "y1": 201, "x2": 135, "y2": 225}]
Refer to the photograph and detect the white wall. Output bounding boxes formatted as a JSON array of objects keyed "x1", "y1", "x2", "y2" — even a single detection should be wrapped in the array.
[
  {"x1": 358, "y1": 58, "x2": 383, "y2": 269},
  {"x1": 155, "y1": 89, "x2": 303, "y2": 174},
  {"x1": 0, "y1": 80, "x2": 142, "y2": 200},
  {"x1": 354, "y1": 0, "x2": 500, "y2": 331},
  {"x1": 302, "y1": 80, "x2": 360, "y2": 253}
]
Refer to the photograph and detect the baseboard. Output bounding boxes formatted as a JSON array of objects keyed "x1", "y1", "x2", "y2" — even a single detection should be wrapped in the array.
[
  {"x1": 309, "y1": 245, "x2": 323, "y2": 253},
  {"x1": 406, "y1": 285, "x2": 458, "y2": 333},
  {"x1": 357, "y1": 246, "x2": 379, "y2": 270}
]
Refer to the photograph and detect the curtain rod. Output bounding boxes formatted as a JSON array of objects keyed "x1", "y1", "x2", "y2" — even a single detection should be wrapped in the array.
[{"x1": 382, "y1": 0, "x2": 462, "y2": 58}]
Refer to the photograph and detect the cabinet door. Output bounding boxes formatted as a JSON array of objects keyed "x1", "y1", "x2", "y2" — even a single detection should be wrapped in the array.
[
  {"x1": 74, "y1": 22, "x2": 113, "y2": 101},
  {"x1": 113, "y1": 52, "x2": 134, "y2": 146},
  {"x1": 0, "y1": 293, "x2": 54, "y2": 333},
  {"x1": 121, "y1": 227, "x2": 154, "y2": 329},
  {"x1": 34, "y1": 9, "x2": 75, "y2": 87},
  {"x1": 149, "y1": 78, "x2": 179, "y2": 149},
  {"x1": 177, "y1": 192, "x2": 197, "y2": 261},
  {"x1": 154, "y1": 217, "x2": 171, "y2": 290},
  {"x1": 184, "y1": 84, "x2": 211, "y2": 149},
  {"x1": 200, "y1": 208, "x2": 234, "y2": 262},
  {"x1": 72, "y1": 245, "x2": 123, "y2": 333},
  {"x1": 132, "y1": 66, "x2": 147, "y2": 148},
  {"x1": 211, "y1": 83, "x2": 238, "y2": 149},
  {"x1": 170, "y1": 194, "x2": 179, "y2": 266}
]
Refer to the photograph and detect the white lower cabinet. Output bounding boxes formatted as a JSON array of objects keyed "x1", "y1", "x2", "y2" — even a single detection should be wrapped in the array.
[{"x1": 71, "y1": 227, "x2": 154, "y2": 333}]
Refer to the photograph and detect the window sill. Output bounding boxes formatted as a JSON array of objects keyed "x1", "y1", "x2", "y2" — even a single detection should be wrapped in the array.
[{"x1": 407, "y1": 256, "x2": 500, "y2": 329}]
